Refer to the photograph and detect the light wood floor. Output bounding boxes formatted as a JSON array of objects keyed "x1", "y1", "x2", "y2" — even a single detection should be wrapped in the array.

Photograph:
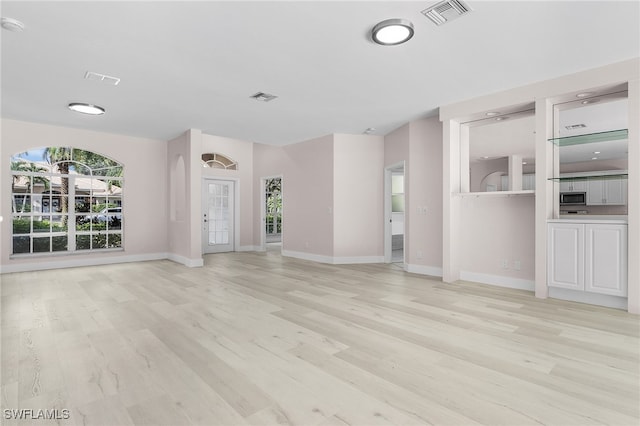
[{"x1": 2, "y1": 251, "x2": 639, "y2": 426}]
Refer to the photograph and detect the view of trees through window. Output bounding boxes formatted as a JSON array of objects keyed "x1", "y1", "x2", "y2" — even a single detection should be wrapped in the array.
[
  {"x1": 10, "y1": 147, "x2": 124, "y2": 255},
  {"x1": 265, "y1": 178, "x2": 282, "y2": 242}
]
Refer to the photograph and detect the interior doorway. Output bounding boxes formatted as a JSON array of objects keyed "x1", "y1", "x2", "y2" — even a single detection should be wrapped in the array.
[
  {"x1": 262, "y1": 176, "x2": 282, "y2": 252},
  {"x1": 202, "y1": 179, "x2": 235, "y2": 254},
  {"x1": 384, "y1": 162, "x2": 405, "y2": 265}
]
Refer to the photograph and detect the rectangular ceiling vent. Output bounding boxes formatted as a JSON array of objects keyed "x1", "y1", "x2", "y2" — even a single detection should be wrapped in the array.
[
  {"x1": 84, "y1": 71, "x2": 120, "y2": 86},
  {"x1": 250, "y1": 92, "x2": 278, "y2": 102},
  {"x1": 421, "y1": 0, "x2": 472, "y2": 26},
  {"x1": 565, "y1": 124, "x2": 587, "y2": 130}
]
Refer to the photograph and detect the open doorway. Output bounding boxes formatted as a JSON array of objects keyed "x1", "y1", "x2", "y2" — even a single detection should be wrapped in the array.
[
  {"x1": 384, "y1": 162, "x2": 405, "y2": 265},
  {"x1": 262, "y1": 176, "x2": 282, "y2": 252}
]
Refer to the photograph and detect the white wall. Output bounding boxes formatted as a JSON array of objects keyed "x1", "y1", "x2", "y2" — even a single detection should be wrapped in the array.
[
  {"x1": 281, "y1": 135, "x2": 335, "y2": 257},
  {"x1": 1, "y1": 119, "x2": 168, "y2": 272},
  {"x1": 407, "y1": 117, "x2": 443, "y2": 273},
  {"x1": 460, "y1": 196, "x2": 535, "y2": 288},
  {"x1": 333, "y1": 134, "x2": 384, "y2": 260}
]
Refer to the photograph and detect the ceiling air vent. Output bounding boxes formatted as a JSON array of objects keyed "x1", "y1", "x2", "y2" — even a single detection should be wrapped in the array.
[
  {"x1": 565, "y1": 124, "x2": 587, "y2": 130},
  {"x1": 84, "y1": 71, "x2": 120, "y2": 86},
  {"x1": 421, "y1": 0, "x2": 472, "y2": 26},
  {"x1": 250, "y1": 92, "x2": 278, "y2": 102}
]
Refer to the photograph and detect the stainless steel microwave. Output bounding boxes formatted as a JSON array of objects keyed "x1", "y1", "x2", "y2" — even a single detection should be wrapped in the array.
[{"x1": 560, "y1": 192, "x2": 586, "y2": 205}]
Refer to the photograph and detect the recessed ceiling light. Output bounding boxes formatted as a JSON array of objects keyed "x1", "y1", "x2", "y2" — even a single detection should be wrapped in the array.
[
  {"x1": 483, "y1": 156, "x2": 489, "y2": 159},
  {"x1": 68, "y1": 103, "x2": 105, "y2": 115},
  {"x1": 522, "y1": 161, "x2": 527, "y2": 165},
  {"x1": 371, "y1": 19, "x2": 414, "y2": 45},
  {"x1": 593, "y1": 151, "x2": 601, "y2": 154},
  {"x1": 576, "y1": 92, "x2": 594, "y2": 98},
  {"x1": 485, "y1": 112, "x2": 500, "y2": 116},
  {"x1": 495, "y1": 117, "x2": 507, "y2": 121},
  {"x1": 591, "y1": 157, "x2": 598, "y2": 160},
  {"x1": 1, "y1": 17, "x2": 25, "y2": 32}
]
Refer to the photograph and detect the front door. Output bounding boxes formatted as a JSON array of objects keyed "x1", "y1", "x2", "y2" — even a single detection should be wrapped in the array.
[{"x1": 203, "y1": 180, "x2": 234, "y2": 254}]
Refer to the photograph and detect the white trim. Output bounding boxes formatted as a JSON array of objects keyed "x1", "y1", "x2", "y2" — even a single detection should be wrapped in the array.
[
  {"x1": 406, "y1": 264, "x2": 443, "y2": 277},
  {"x1": 549, "y1": 287, "x2": 627, "y2": 310},
  {"x1": 384, "y1": 161, "x2": 405, "y2": 264},
  {"x1": 332, "y1": 256, "x2": 384, "y2": 265},
  {"x1": 282, "y1": 250, "x2": 383, "y2": 265},
  {"x1": 282, "y1": 250, "x2": 334, "y2": 264},
  {"x1": 167, "y1": 253, "x2": 203, "y2": 268},
  {"x1": 260, "y1": 175, "x2": 283, "y2": 252},
  {"x1": 0, "y1": 252, "x2": 168, "y2": 274},
  {"x1": 459, "y1": 271, "x2": 535, "y2": 291}
]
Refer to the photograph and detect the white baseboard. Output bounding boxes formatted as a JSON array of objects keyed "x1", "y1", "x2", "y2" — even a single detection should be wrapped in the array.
[
  {"x1": 167, "y1": 253, "x2": 203, "y2": 268},
  {"x1": 0, "y1": 252, "x2": 168, "y2": 274},
  {"x1": 459, "y1": 271, "x2": 535, "y2": 291},
  {"x1": 548, "y1": 287, "x2": 627, "y2": 310},
  {"x1": 281, "y1": 250, "x2": 383, "y2": 265},
  {"x1": 282, "y1": 250, "x2": 334, "y2": 264},
  {"x1": 406, "y1": 264, "x2": 443, "y2": 277},
  {"x1": 332, "y1": 256, "x2": 384, "y2": 265}
]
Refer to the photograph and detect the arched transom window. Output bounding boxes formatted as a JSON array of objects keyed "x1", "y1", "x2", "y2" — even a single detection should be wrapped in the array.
[
  {"x1": 201, "y1": 153, "x2": 237, "y2": 170},
  {"x1": 10, "y1": 147, "x2": 124, "y2": 255}
]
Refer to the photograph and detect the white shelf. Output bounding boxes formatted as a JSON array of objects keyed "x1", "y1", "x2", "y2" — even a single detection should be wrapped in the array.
[{"x1": 454, "y1": 190, "x2": 535, "y2": 198}]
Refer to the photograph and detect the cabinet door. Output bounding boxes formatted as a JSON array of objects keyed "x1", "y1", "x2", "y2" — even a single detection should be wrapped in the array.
[
  {"x1": 548, "y1": 223, "x2": 584, "y2": 290},
  {"x1": 603, "y1": 178, "x2": 626, "y2": 205},
  {"x1": 585, "y1": 224, "x2": 627, "y2": 296},
  {"x1": 571, "y1": 180, "x2": 587, "y2": 192},
  {"x1": 559, "y1": 180, "x2": 572, "y2": 192},
  {"x1": 587, "y1": 179, "x2": 605, "y2": 205}
]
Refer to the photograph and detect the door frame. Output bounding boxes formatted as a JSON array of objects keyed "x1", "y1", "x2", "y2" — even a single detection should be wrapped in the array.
[
  {"x1": 384, "y1": 161, "x2": 405, "y2": 264},
  {"x1": 260, "y1": 175, "x2": 283, "y2": 251},
  {"x1": 202, "y1": 177, "x2": 240, "y2": 254}
]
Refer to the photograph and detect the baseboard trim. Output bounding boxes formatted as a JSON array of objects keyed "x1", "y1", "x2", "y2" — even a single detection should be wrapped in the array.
[
  {"x1": 167, "y1": 253, "x2": 203, "y2": 268},
  {"x1": 281, "y1": 250, "x2": 383, "y2": 265},
  {"x1": 406, "y1": 264, "x2": 443, "y2": 277},
  {"x1": 459, "y1": 271, "x2": 535, "y2": 291},
  {"x1": 1, "y1": 252, "x2": 168, "y2": 274},
  {"x1": 332, "y1": 256, "x2": 384, "y2": 265},
  {"x1": 548, "y1": 287, "x2": 627, "y2": 310},
  {"x1": 281, "y1": 250, "x2": 334, "y2": 264}
]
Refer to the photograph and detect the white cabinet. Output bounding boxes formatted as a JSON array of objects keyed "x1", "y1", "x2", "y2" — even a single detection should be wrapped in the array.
[
  {"x1": 585, "y1": 224, "x2": 628, "y2": 296},
  {"x1": 587, "y1": 177, "x2": 627, "y2": 205},
  {"x1": 559, "y1": 179, "x2": 587, "y2": 192},
  {"x1": 548, "y1": 222, "x2": 627, "y2": 297},
  {"x1": 548, "y1": 223, "x2": 584, "y2": 290}
]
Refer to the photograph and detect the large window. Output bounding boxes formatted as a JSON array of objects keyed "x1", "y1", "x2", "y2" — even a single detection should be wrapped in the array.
[{"x1": 11, "y1": 147, "x2": 123, "y2": 256}]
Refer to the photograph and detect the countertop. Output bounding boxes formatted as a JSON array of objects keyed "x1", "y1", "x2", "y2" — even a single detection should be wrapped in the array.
[{"x1": 550, "y1": 215, "x2": 628, "y2": 224}]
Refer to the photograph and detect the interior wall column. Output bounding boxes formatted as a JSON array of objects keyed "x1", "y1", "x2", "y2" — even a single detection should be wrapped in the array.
[
  {"x1": 626, "y1": 79, "x2": 639, "y2": 314},
  {"x1": 534, "y1": 98, "x2": 554, "y2": 299},
  {"x1": 443, "y1": 119, "x2": 463, "y2": 283},
  {"x1": 508, "y1": 155, "x2": 523, "y2": 191}
]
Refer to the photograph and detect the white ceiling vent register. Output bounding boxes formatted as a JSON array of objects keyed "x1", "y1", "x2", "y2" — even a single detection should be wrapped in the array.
[
  {"x1": 421, "y1": 0, "x2": 472, "y2": 26},
  {"x1": 565, "y1": 124, "x2": 587, "y2": 130},
  {"x1": 250, "y1": 92, "x2": 278, "y2": 102},
  {"x1": 84, "y1": 71, "x2": 120, "y2": 86}
]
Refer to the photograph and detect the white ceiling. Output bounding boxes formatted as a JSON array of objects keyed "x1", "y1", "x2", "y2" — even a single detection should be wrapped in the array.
[{"x1": 1, "y1": 1, "x2": 639, "y2": 146}]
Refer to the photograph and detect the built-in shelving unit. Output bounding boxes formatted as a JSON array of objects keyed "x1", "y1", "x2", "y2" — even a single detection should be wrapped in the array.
[{"x1": 548, "y1": 128, "x2": 628, "y2": 146}]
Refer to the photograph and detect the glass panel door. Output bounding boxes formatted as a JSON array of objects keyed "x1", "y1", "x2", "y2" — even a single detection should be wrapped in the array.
[{"x1": 203, "y1": 180, "x2": 234, "y2": 253}]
